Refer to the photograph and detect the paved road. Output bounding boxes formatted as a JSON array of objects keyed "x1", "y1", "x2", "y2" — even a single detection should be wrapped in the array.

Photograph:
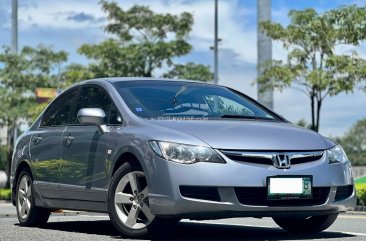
[{"x1": 1, "y1": 210, "x2": 366, "y2": 241}]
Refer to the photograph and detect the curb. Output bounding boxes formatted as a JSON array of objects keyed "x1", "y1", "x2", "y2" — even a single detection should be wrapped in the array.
[
  {"x1": 0, "y1": 209, "x2": 93, "y2": 218},
  {"x1": 355, "y1": 205, "x2": 366, "y2": 212},
  {"x1": 0, "y1": 211, "x2": 86, "y2": 218},
  {"x1": 343, "y1": 211, "x2": 366, "y2": 216},
  {"x1": 0, "y1": 214, "x2": 16, "y2": 218}
]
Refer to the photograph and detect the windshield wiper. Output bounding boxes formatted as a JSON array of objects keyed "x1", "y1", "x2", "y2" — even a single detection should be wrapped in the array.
[{"x1": 219, "y1": 114, "x2": 274, "y2": 120}]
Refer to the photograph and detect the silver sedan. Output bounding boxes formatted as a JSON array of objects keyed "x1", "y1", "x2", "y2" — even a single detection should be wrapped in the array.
[{"x1": 10, "y1": 78, "x2": 356, "y2": 238}]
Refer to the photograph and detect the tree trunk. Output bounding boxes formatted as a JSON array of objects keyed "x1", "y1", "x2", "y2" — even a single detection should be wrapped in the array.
[
  {"x1": 310, "y1": 93, "x2": 316, "y2": 131},
  {"x1": 143, "y1": 71, "x2": 152, "y2": 77},
  {"x1": 315, "y1": 99, "x2": 322, "y2": 132}
]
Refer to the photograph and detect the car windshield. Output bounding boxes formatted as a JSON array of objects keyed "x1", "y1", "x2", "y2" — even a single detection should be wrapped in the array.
[{"x1": 113, "y1": 80, "x2": 279, "y2": 121}]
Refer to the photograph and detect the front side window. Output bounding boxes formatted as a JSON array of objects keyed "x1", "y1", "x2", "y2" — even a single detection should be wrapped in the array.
[
  {"x1": 71, "y1": 86, "x2": 122, "y2": 125},
  {"x1": 40, "y1": 89, "x2": 78, "y2": 127},
  {"x1": 113, "y1": 81, "x2": 279, "y2": 121}
]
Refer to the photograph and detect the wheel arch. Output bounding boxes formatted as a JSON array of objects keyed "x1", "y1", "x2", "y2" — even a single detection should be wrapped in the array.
[
  {"x1": 12, "y1": 160, "x2": 33, "y2": 206},
  {"x1": 111, "y1": 152, "x2": 142, "y2": 175},
  {"x1": 110, "y1": 146, "x2": 150, "y2": 180}
]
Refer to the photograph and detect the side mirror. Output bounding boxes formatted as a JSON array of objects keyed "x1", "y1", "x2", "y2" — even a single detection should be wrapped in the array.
[{"x1": 77, "y1": 108, "x2": 107, "y2": 134}]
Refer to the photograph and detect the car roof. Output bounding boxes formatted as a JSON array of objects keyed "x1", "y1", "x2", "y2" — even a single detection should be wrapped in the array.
[
  {"x1": 75, "y1": 77, "x2": 216, "y2": 86},
  {"x1": 61, "y1": 77, "x2": 287, "y2": 123}
]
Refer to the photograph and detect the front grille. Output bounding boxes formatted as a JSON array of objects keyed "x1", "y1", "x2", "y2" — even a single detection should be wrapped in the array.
[
  {"x1": 180, "y1": 186, "x2": 221, "y2": 202},
  {"x1": 291, "y1": 155, "x2": 322, "y2": 164},
  {"x1": 234, "y1": 187, "x2": 330, "y2": 206},
  {"x1": 225, "y1": 155, "x2": 272, "y2": 165},
  {"x1": 221, "y1": 150, "x2": 324, "y2": 166},
  {"x1": 335, "y1": 185, "x2": 354, "y2": 202}
]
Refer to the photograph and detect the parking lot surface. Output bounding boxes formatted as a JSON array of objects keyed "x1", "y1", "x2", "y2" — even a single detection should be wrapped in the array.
[{"x1": 1, "y1": 210, "x2": 366, "y2": 241}]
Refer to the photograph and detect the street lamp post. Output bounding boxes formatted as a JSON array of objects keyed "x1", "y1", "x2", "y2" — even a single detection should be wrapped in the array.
[
  {"x1": 11, "y1": 0, "x2": 18, "y2": 54},
  {"x1": 257, "y1": 0, "x2": 273, "y2": 109},
  {"x1": 213, "y1": 0, "x2": 219, "y2": 84},
  {"x1": 11, "y1": 0, "x2": 19, "y2": 144}
]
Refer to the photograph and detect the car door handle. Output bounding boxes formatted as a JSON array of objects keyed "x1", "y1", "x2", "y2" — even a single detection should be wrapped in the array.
[
  {"x1": 32, "y1": 136, "x2": 43, "y2": 145},
  {"x1": 63, "y1": 136, "x2": 74, "y2": 146}
]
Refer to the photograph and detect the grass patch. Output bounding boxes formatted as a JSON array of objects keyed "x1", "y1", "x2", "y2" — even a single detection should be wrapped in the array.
[
  {"x1": 356, "y1": 183, "x2": 366, "y2": 205},
  {"x1": 355, "y1": 175, "x2": 366, "y2": 184},
  {"x1": 0, "y1": 188, "x2": 11, "y2": 200}
]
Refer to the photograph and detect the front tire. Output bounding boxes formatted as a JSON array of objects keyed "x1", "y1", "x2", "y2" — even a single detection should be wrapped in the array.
[
  {"x1": 107, "y1": 162, "x2": 170, "y2": 238},
  {"x1": 273, "y1": 214, "x2": 338, "y2": 233},
  {"x1": 16, "y1": 169, "x2": 50, "y2": 226}
]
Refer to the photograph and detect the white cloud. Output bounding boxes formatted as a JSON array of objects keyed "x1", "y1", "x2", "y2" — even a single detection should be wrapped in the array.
[
  {"x1": 123, "y1": 0, "x2": 258, "y2": 64},
  {"x1": 274, "y1": 87, "x2": 366, "y2": 137},
  {"x1": 9, "y1": 0, "x2": 366, "y2": 137},
  {"x1": 18, "y1": 0, "x2": 105, "y2": 29},
  {"x1": 18, "y1": 0, "x2": 258, "y2": 64},
  {"x1": 335, "y1": 43, "x2": 366, "y2": 59},
  {"x1": 217, "y1": 48, "x2": 257, "y2": 97}
]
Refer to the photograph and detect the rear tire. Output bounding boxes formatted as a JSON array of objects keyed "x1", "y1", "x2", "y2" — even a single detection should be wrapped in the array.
[
  {"x1": 107, "y1": 162, "x2": 171, "y2": 238},
  {"x1": 16, "y1": 169, "x2": 50, "y2": 227},
  {"x1": 273, "y1": 214, "x2": 338, "y2": 233}
]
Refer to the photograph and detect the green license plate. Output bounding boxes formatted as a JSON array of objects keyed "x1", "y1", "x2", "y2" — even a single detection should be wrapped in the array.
[{"x1": 267, "y1": 176, "x2": 312, "y2": 200}]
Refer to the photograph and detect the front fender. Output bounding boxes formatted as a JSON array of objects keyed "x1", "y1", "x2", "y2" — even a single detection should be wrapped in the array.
[{"x1": 109, "y1": 143, "x2": 156, "y2": 190}]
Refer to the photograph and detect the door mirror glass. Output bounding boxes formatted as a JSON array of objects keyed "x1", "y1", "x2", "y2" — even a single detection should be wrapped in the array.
[{"x1": 77, "y1": 108, "x2": 106, "y2": 132}]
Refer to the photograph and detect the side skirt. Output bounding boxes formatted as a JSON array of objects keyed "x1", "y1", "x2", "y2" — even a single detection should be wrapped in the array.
[{"x1": 42, "y1": 198, "x2": 108, "y2": 213}]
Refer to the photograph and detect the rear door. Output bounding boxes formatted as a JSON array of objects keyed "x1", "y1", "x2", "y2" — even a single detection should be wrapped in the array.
[
  {"x1": 59, "y1": 85, "x2": 122, "y2": 201},
  {"x1": 30, "y1": 88, "x2": 78, "y2": 198}
]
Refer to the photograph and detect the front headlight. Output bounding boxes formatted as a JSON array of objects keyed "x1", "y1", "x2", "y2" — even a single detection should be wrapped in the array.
[
  {"x1": 149, "y1": 141, "x2": 226, "y2": 164},
  {"x1": 327, "y1": 145, "x2": 349, "y2": 164}
]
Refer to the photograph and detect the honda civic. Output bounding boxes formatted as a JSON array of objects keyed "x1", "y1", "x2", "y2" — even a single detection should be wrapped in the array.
[{"x1": 10, "y1": 78, "x2": 356, "y2": 238}]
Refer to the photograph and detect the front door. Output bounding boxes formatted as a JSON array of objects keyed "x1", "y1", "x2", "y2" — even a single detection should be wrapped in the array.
[
  {"x1": 59, "y1": 85, "x2": 121, "y2": 202},
  {"x1": 59, "y1": 125, "x2": 108, "y2": 201}
]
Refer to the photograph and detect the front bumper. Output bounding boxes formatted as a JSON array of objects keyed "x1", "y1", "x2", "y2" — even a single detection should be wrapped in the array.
[{"x1": 146, "y1": 151, "x2": 356, "y2": 219}]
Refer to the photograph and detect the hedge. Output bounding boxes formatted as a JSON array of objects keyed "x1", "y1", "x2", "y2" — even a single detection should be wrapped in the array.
[
  {"x1": 356, "y1": 184, "x2": 366, "y2": 206},
  {"x1": 0, "y1": 189, "x2": 11, "y2": 200}
]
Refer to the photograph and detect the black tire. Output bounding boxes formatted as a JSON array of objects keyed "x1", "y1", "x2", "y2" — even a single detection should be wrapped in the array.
[
  {"x1": 273, "y1": 214, "x2": 338, "y2": 233},
  {"x1": 107, "y1": 162, "x2": 171, "y2": 238},
  {"x1": 16, "y1": 169, "x2": 50, "y2": 227}
]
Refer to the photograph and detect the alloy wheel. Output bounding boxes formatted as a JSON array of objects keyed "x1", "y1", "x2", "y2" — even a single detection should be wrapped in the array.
[
  {"x1": 17, "y1": 175, "x2": 32, "y2": 220},
  {"x1": 114, "y1": 171, "x2": 155, "y2": 229}
]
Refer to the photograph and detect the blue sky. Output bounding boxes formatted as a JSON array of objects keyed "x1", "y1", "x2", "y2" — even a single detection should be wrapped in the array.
[{"x1": 0, "y1": 0, "x2": 365, "y2": 137}]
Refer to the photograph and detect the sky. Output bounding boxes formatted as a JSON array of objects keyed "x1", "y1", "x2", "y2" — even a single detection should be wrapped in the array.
[{"x1": 0, "y1": 0, "x2": 365, "y2": 137}]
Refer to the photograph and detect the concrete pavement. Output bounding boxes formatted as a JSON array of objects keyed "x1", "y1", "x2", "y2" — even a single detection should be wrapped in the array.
[
  {"x1": 1, "y1": 202, "x2": 366, "y2": 241},
  {"x1": 0, "y1": 202, "x2": 86, "y2": 218},
  {"x1": 1, "y1": 214, "x2": 366, "y2": 241}
]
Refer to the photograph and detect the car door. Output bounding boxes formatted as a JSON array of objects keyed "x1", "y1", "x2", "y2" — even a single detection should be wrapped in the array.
[
  {"x1": 59, "y1": 85, "x2": 122, "y2": 202},
  {"x1": 30, "y1": 88, "x2": 78, "y2": 198}
]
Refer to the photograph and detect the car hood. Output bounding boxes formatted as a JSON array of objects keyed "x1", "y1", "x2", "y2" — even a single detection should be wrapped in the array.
[{"x1": 147, "y1": 119, "x2": 329, "y2": 150}]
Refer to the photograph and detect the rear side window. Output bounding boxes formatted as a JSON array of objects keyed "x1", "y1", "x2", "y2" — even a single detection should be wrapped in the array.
[
  {"x1": 40, "y1": 89, "x2": 78, "y2": 127},
  {"x1": 71, "y1": 86, "x2": 122, "y2": 125}
]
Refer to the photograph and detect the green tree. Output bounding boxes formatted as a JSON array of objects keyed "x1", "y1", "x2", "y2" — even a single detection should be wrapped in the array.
[
  {"x1": 163, "y1": 62, "x2": 213, "y2": 81},
  {"x1": 0, "y1": 45, "x2": 67, "y2": 185},
  {"x1": 79, "y1": 2, "x2": 194, "y2": 78},
  {"x1": 61, "y1": 63, "x2": 94, "y2": 88},
  {"x1": 336, "y1": 119, "x2": 366, "y2": 166},
  {"x1": 296, "y1": 119, "x2": 312, "y2": 129},
  {"x1": 257, "y1": 6, "x2": 366, "y2": 132}
]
